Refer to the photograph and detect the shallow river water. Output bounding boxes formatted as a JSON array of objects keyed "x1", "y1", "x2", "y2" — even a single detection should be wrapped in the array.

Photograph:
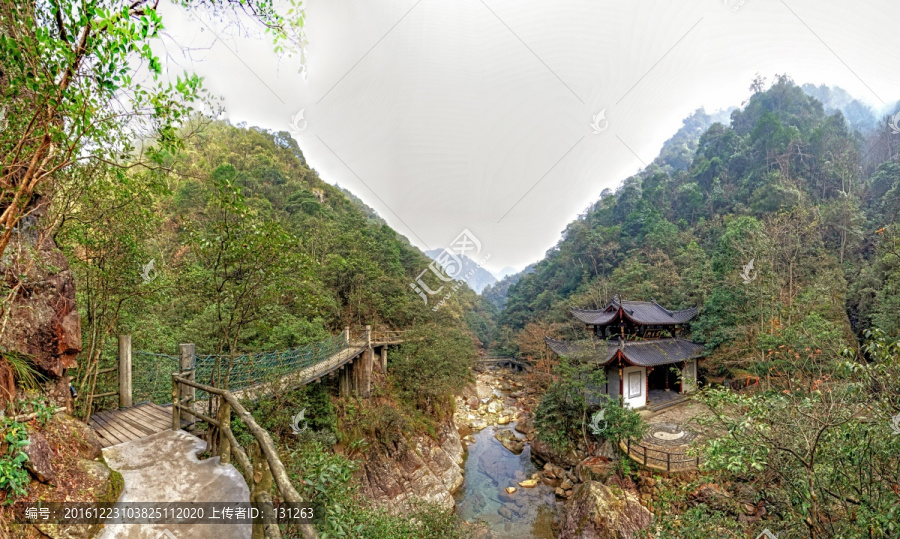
[{"x1": 454, "y1": 379, "x2": 559, "y2": 538}]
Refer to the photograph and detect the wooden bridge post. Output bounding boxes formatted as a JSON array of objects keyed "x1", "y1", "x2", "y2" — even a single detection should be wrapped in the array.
[
  {"x1": 380, "y1": 346, "x2": 387, "y2": 372},
  {"x1": 339, "y1": 366, "x2": 351, "y2": 397},
  {"x1": 217, "y1": 399, "x2": 232, "y2": 465},
  {"x1": 351, "y1": 359, "x2": 360, "y2": 395},
  {"x1": 361, "y1": 325, "x2": 373, "y2": 397},
  {"x1": 250, "y1": 441, "x2": 275, "y2": 539},
  {"x1": 118, "y1": 335, "x2": 132, "y2": 408},
  {"x1": 171, "y1": 375, "x2": 181, "y2": 431},
  {"x1": 179, "y1": 344, "x2": 196, "y2": 426}
]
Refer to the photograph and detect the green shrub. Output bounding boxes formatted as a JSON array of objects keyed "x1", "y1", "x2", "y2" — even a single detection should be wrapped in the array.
[
  {"x1": 533, "y1": 356, "x2": 606, "y2": 452},
  {"x1": 389, "y1": 324, "x2": 475, "y2": 417},
  {"x1": 0, "y1": 419, "x2": 31, "y2": 502},
  {"x1": 237, "y1": 382, "x2": 337, "y2": 444},
  {"x1": 588, "y1": 396, "x2": 647, "y2": 446},
  {"x1": 281, "y1": 440, "x2": 466, "y2": 538}
]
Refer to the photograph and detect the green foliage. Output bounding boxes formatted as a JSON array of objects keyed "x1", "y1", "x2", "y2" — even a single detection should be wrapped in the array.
[
  {"x1": 588, "y1": 396, "x2": 647, "y2": 447},
  {"x1": 0, "y1": 419, "x2": 31, "y2": 502},
  {"x1": 497, "y1": 76, "x2": 900, "y2": 378},
  {"x1": 693, "y1": 328, "x2": 900, "y2": 536},
  {"x1": 533, "y1": 356, "x2": 606, "y2": 451},
  {"x1": 389, "y1": 324, "x2": 476, "y2": 416},
  {"x1": 281, "y1": 441, "x2": 465, "y2": 539},
  {"x1": 29, "y1": 397, "x2": 56, "y2": 426},
  {"x1": 0, "y1": 349, "x2": 44, "y2": 392},
  {"x1": 236, "y1": 382, "x2": 337, "y2": 444}
]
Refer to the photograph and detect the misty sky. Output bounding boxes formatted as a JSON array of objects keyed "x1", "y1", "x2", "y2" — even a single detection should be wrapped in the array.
[{"x1": 155, "y1": 0, "x2": 900, "y2": 275}]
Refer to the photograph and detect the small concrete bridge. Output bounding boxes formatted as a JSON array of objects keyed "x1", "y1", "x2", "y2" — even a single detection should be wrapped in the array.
[{"x1": 474, "y1": 356, "x2": 533, "y2": 372}]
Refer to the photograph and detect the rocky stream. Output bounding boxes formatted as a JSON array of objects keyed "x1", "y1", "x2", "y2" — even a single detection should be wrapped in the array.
[{"x1": 452, "y1": 367, "x2": 656, "y2": 539}]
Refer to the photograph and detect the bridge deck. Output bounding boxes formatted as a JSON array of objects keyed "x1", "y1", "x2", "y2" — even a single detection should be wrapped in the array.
[
  {"x1": 89, "y1": 403, "x2": 189, "y2": 448},
  {"x1": 231, "y1": 343, "x2": 367, "y2": 400},
  {"x1": 92, "y1": 342, "x2": 374, "y2": 446}
]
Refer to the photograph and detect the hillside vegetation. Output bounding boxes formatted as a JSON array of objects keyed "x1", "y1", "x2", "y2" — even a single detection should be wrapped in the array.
[
  {"x1": 499, "y1": 76, "x2": 900, "y2": 375},
  {"x1": 47, "y1": 121, "x2": 488, "y2": 537},
  {"x1": 495, "y1": 76, "x2": 900, "y2": 537}
]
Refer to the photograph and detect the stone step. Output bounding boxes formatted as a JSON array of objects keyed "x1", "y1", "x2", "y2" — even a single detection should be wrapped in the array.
[
  {"x1": 647, "y1": 396, "x2": 688, "y2": 412},
  {"x1": 97, "y1": 429, "x2": 251, "y2": 539}
]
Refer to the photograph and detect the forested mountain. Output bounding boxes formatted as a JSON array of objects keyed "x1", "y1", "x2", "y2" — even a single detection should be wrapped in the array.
[
  {"x1": 481, "y1": 264, "x2": 534, "y2": 310},
  {"x1": 425, "y1": 249, "x2": 498, "y2": 293},
  {"x1": 801, "y1": 83, "x2": 883, "y2": 132},
  {"x1": 498, "y1": 76, "x2": 900, "y2": 375},
  {"x1": 59, "y1": 120, "x2": 492, "y2": 361}
]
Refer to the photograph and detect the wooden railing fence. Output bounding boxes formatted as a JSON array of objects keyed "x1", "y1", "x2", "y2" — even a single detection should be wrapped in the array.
[
  {"x1": 623, "y1": 439, "x2": 700, "y2": 473},
  {"x1": 172, "y1": 373, "x2": 318, "y2": 539}
]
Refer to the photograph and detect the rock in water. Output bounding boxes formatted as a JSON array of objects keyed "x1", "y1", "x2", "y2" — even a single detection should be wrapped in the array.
[
  {"x1": 514, "y1": 416, "x2": 533, "y2": 435},
  {"x1": 24, "y1": 430, "x2": 56, "y2": 485},
  {"x1": 494, "y1": 429, "x2": 525, "y2": 455},
  {"x1": 531, "y1": 436, "x2": 582, "y2": 467},
  {"x1": 559, "y1": 481, "x2": 652, "y2": 539},
  {"x1": 518, "y1": 479, "x2": 538, "y2": 488}
]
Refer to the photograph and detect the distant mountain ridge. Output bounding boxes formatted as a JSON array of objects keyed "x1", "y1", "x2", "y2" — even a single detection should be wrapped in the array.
[{"x1": 425, "y1": 249, "x2": 497, "y2": 293}]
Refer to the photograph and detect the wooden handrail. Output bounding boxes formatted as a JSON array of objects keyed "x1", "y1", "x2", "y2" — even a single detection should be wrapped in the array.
[
  {"x1": 171, "y1": 374, "x2": 318, "y2": 539},
  {"x1": 620, "y1": 439, "x2": 700, "y2": 472}
]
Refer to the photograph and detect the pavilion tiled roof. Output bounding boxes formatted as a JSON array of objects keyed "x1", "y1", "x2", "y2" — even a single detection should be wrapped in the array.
[
  {"x1": 544, "y1": 337, "x2": 704, "y2": 367},
  {"x1": 545, "y1": 338, "x2": 618, "y2": 364},
  {"x1": 570, "y1": 298, "x2": 698, "y2": 326}
]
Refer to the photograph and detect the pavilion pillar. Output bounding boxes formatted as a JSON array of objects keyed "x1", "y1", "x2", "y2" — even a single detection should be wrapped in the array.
[
  {"x1": 618, "y1": 366, "x2": 623, "y2": 401},
  {"x1": 645, "y1": 367, "x2": 650, "y2": 400}
]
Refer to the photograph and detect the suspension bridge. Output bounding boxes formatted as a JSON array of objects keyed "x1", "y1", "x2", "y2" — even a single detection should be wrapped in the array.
[{"x1": 88, "y1": 326, "x2": 406, "y2": 448}]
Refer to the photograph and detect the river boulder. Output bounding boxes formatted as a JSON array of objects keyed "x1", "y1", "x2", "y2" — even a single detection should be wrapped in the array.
[
  {"x1": 530, "y1": 436, "x2": 582, "y2": 468},
  {"x1": 559, "y1": 481, "x2": 652, "y2": 539},
  {"x1": 494, "y1": 429, "x2": 525, "y2": 455},
  {"x1": 356, "y1": 416, "x2": 464, "y2": 512}
]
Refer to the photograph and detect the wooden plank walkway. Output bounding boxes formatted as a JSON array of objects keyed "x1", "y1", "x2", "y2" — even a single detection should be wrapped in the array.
[
  {"x1": 229, "y1": 343, "x2": 367, "y2": 401},
  {"x1": 89, "y1": 403, "x2": 186, "y2": 448}
]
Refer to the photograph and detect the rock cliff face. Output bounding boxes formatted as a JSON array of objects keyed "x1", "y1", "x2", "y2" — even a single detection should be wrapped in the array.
[
  {"x1": 0, "y1": 199, "x2": 80, "y2": 406},
  {"x1": 356, "y1": 417, "x2": 465, "y2": 512}
]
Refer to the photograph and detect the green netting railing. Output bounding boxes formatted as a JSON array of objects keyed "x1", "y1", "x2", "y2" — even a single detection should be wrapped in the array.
[
  {"x1": 133, "y1": 351, "x2": 180, "y2": 404},
  {"x1": 132, "y1": 333, "x2": 352, "y2": 405}
]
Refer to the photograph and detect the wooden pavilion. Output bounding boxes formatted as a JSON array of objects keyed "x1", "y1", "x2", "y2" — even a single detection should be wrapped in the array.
[{"x1": 545, "y1": 297, "x2": 703, "y2": 409}]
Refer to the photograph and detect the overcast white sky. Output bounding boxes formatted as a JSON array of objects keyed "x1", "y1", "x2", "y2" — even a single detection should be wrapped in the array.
[{"x1": 155, "y1": 0, "x2": 900, "y2": 275}]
